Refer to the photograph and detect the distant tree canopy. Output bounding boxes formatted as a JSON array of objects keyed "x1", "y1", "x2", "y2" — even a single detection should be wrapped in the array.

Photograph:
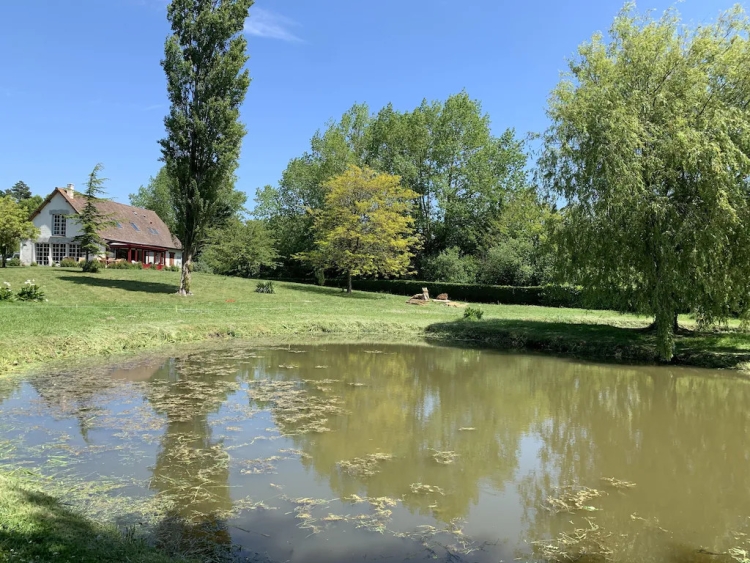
[
  {"x1": 296, "y1": 165, "x2": 420, "y2": 293},
  {"x1": 4, "y1": 181, "x2": 32, "y2": 202},
  {"x1": 129, "y1": 167, "x2": 246, "y2": 237},
  {"x1": 129, "y1": 168, "x2": 177, "y2": 233},
  {"x1": 479, "y1": 188, "x2": 555, "y2": 286},
  {"x1": 256, "y1": 92, "x2": 530, "y2": 277},
  {"x1": 200, "y1": 218, "x2": 277, "y2": 278},
  {"x1": 18, "y1": 196, "x2": 43, "y2": 217},
  {"x1": 540, "y1": 4, "x2": 750, "y2": 360},
  {"x1": 2, "y1": 181, "x2": 41, "y2": 218}
]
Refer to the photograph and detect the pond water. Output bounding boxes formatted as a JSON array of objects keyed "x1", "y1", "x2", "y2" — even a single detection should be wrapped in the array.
[{"x1": 1, "y1": 343, "x2": 750, "y2": 562}]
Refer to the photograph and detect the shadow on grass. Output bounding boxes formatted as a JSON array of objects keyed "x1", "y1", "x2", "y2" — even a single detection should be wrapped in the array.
[
  {"x1": 0, "y1": 477, "x2": 179, "y2": 562},
  {"x1": 281, "y1": 282, "x2": 383, "y2": 300},
  {"x1": 58, "y1": 275, "x2": 177, "y2": 295},
  {"x1": 425, "y1": 318, "x2": 750, "y2": 369},
  {"x1": 0, "y1": 475, "x2": 512, "y2": 563}
]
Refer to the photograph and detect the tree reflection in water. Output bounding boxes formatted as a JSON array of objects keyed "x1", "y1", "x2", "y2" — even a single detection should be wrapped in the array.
[
  {"x1": 16, "y1": 344, "x2": 750, "y2": 562},
  {"x1": 144, "y1": 355, "x2": 241, "y2": 560}
]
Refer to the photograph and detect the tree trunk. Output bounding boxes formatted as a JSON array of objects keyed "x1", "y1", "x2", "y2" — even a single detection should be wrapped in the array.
[
  {"x1": 1, "y1": 255, "x2": 5, "y2": 268},
  {"x1": 654, "y1": 306, "x2": 675, "y2": 362},
  {"x1": 179, "y1": 251, "x2": 193, "y2": 296},
  {"x1": 347, "y1": 271, "x2": 352, "y2": 294},
  {"x1": 673, "y1": 312, "x2": 679, "y2": 334}
]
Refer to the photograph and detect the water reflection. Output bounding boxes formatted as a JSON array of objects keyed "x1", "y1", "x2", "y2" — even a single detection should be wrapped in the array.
[
  {"x1": 255, "y1": 346, "x2": 540, "y2": 522},
  {"x1": 5, "y1": 344, "x2": 750, "y2": 562}
]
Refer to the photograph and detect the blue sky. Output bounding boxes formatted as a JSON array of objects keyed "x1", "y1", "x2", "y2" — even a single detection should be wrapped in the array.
[{"x1": 0, "y1": 0, "x2": 739, "y2": 207}]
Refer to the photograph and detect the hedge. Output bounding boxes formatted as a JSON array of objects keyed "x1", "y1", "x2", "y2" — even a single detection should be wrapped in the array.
[
  {"x1": 338, "y1": 279, "x2": 589, "y2": 308},
  {"x1": 348, "y1": 279, "x2": 540, "y2": 305},
  {"x1": 267, "y1": 276, "x2": 622, "y2": 309}
]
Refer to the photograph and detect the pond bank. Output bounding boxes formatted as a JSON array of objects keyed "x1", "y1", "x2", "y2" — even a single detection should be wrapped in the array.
[
  {"x1": 0, "y1": 471, "x2": 197, "y2": 563},
  {"x1": 1, "y1": 268, "x2": 750, "y2": 376}
]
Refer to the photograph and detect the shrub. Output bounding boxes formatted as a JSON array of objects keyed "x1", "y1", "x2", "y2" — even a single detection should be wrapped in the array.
[
  {"x1": 0, "y1": 282, "x2": 13, "y2": 301},
  {"x1": 422, "y1": 247, "x2": 477, "y2": 284},
  {"x1": 191, "y1": 260, "x2": 212, "y2": 273},
  {"x1": 255, "y1": 281, "x2": 275, "y2": 294},
  {"x1": 166, "y1": 265, "x2": 180, "y2": 272},
  {"x1": 16, "y1": 280, "x2": 45, "y2": 302},
  {"x1": 7, "y1": 257, "x2": 21, "y2": 267},
  {"x1": 479, "y1": 240, "x2": 535, "y2": 286},
  {"x1": 29, "y1": 262, "x2": 38, "y2": 267},
  {"x1": 82, "y1": 260, "x2": 102, "y2": 273},
  {"x1": 59, "y1": 257, "x2": 79, "y2": 268},
  {"x1": 108, "y1": 261, "x2": 143, "y2": 270},
  {"x1": 463, "y1": 306, "x2": 484, "y2": 320}
]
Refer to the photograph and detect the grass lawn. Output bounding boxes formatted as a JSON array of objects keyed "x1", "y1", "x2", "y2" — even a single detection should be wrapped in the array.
[
  {"x1": 1, "y1": 267, "x2": 749, "y2": 375},
  {"x1": 0, "y1": 471, "x2": 196, "y2": 563}
]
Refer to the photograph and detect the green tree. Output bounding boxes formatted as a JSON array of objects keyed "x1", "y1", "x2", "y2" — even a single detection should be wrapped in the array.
[
  {"x1": 297, "y1": 165, "x2": 420, "y2": 293},
  {"x1": 129, "y1": 168, "x2": 177, "y2": 233},
  {"x1": 429, "y1": 93, "x2": 527, "y2": 256},
  {"x1": 71, "y1": 164, "x2": 115, "y2": 262},
  {"x1": 18, "y1": 195, "x2": 43, "y2": 218},
  {"x1": 130, "y1": 167, "x2": 247, "y2": 238},
  {"x1": 200, "y1": 218, "x2": 277, "y2": 277},
  {"x1": 480, "y1": 188, "x2": 554, "y2": 286},
  {"x1": 421, "y1": 247, "x2": 477, "y2": 283},
  {"x1": 5, "y1": 181, "x2": 32, "y2": 202},
  {"x1": 159, "y1": 0, "x2": 252, "y2": 295},
  {"x1": 0, "y1": 196, "x2": 39, "y2": 267},
  {"x1": 539, "y1": 5, "x2": 750, "y2": 361},
  {"x1": 254, "y1": 104, "x2": 373, "y2": 275}
]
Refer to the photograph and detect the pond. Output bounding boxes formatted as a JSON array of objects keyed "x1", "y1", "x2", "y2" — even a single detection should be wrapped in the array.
[{"x1": 1, "y1": 343, "x2": 749, "y2": 562}]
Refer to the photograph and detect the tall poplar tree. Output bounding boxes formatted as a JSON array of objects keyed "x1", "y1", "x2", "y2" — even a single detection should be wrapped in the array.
[
  {"x1": 160, "y1": 0, "x2": 252, "y2": 295},
  {"x1": 540, "y1": 5, "x2": 750, "y2": 361}
]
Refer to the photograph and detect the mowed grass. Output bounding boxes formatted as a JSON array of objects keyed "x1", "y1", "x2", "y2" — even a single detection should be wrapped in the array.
[{"x1": 1, "y1": 267, "x2": 749, "y2": 373}]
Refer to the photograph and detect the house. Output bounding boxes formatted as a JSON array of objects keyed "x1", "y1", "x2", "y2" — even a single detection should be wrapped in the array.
[{"x1": 20, "y1": 185, "x2": 182, "y2": 268}]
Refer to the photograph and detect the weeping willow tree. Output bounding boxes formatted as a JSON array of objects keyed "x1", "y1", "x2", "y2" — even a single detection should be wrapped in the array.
[{"x1": 540, "y1": 4, "x2": 750, "y2": 361}]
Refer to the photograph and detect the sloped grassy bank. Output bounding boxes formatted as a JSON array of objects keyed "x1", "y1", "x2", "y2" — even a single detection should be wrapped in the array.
[
  {"x1": 0, "y1": 471, "x2": 198, "y2": 563},
  {"x1": 1, "y1": 268, "x2": 750, "y2": 375}
]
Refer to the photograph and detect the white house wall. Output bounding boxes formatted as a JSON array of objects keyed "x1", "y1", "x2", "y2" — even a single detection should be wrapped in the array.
[{"x1": 20, "y1": 192, "x2": 90, "y2": 265}]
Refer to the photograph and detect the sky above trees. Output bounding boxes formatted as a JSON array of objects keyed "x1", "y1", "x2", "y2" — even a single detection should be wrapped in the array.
[{"x1": 0, "y1": 0, "x2": 734, "y2": 204}]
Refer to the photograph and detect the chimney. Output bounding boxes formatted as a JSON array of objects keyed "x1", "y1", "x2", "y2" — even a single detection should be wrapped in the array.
[{"x1": 66, "y1": 184, "x2": 75, "y2": 198}]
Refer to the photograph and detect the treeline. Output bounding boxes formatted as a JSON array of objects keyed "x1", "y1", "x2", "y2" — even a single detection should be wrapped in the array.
[
  {"x1": 255, "y1": 92, "x2": 553, "y2": 285},
  {"x1": 134, "y1": 91, "x2": 552, "y2": 286}
]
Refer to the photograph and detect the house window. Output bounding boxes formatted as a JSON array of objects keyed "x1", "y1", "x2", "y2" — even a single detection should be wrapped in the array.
[
  {"x1": 52, "y1": 243, "x2": 66, "y2": 264},
  {"x1": 35, "y1": 243, "x2": 50, "y2": 266},
  {"x1": 52, "y1": 215, "x2": 66, "y2": 236},
  {"x1": 131, "y1": 222, "x2": 140, "y2": 231},
  {"x1": 148, "y1": 227, "x2": 159, "y2": 235},
  {"x1": 115, "y1": 222, "x2": 122, "y2": 229},
  {"x1": 68, "y1": 243, "x2": 82, "y2": 260}
]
